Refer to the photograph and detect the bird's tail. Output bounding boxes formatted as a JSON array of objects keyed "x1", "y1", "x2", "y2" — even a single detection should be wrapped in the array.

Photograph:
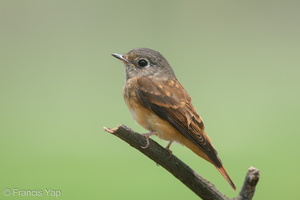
[
  {"x1": 180, "y1": 136, "x2": 236, "y2": 190},
  {"x1": 216, "y1": 166, "x2": 236, "y2": 190}
]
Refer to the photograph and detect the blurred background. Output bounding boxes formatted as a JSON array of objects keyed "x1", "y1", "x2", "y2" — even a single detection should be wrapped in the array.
[{"x1": 1, "y1": 0, "x2": 299, "y2": 199}]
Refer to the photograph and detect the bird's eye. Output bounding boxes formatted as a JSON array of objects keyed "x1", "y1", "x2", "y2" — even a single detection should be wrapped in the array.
[{"x1": 137, "y1": 59, "x2": 149, "y2": 68}]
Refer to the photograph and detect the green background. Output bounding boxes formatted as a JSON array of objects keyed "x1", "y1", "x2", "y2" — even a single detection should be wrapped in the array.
[{"x1": 1, "y1": 1, "x2": 299, "y2": 199}]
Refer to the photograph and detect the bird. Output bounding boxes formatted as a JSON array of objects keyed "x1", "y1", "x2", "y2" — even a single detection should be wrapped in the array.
[{"x1": 112, "y1": 48, "x2": 236, "y2": 190}]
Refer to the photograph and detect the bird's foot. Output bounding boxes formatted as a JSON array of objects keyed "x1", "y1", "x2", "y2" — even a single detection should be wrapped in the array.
[
  {"x1": 165, "y1": 141, "x2": 173, "y2": 158},
  {"x1": 141, "y1": 132, "x2": 156, "y2": 149}
]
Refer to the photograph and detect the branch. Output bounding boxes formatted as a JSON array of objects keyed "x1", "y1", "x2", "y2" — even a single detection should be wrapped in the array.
[
  {"x1": 104, "y1": 125, "x2": 259, "y2": 200},
  {"x1": 234, "y1": 167, "x2": 260, "y2": 200}
]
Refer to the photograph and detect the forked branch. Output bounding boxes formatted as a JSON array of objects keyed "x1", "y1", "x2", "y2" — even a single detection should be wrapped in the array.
[{"x1": 104, "y1": 125, "x2": 259, "y2": 200}]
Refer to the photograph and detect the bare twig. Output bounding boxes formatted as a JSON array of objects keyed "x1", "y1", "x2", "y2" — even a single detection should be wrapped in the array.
[
  {"x1": 104, "y1": 125, "x2": 259, "y2": 200},
  {"x1": 234, "y1": 167, "x2": 260, "y2": 200}
]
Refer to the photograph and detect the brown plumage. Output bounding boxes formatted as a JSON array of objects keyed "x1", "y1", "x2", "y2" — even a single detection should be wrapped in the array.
[{"x1": 112, "y1": 48, "x2": 236, "y2": 190}]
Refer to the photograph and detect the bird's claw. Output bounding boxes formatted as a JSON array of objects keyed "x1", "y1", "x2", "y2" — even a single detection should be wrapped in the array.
[
  {"x1": 141, "y1": 132, "x2": 155, "y2": 149},
  {"x1": 165, "y1": 141, "x2": 173, "y2": 158}
]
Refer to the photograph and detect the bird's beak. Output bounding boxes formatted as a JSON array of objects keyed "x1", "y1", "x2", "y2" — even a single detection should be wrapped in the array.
[{"x1": 111, "y1": 53, "x2": 129, "y2": 63}]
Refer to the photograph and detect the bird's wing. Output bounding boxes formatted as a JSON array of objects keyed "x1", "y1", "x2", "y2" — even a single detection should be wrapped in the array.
[{"x1": 136, "y1": 76, "x2": 222, "y2": 167}]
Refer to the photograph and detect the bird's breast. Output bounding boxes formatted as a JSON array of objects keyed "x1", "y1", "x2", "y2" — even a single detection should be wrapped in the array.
[
  {"x1": 123, "y1": 78, "x2": 181, "y2": 141},
  {"x1": 123, "y1": 78, "x2": 153, "y2": 131}
]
